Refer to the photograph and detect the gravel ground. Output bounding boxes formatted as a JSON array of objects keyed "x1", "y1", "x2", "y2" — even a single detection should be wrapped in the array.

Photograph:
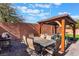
[
  {"x1": 0, "y1": 39, "x2": 30, "y2": 56},
  {"x1": 65, "y1": 40, "x2": 79, "y2": 56}
]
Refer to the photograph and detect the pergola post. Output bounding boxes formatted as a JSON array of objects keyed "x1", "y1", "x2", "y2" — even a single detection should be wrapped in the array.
[
  {"x1": 60, "y1": 19, "x2": 65, "y2": 52},
  {"x1": 39, "y1": 23, "x2": 43, "y2": 34},
  {"x1": 54, "y1": 25, "x2": 57, "y2": 34},
  {"x1": 73, "y1": 24, "x2": 76, "y2": 41}
]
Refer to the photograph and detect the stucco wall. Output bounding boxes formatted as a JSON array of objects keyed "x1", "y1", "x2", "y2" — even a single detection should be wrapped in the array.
[
  {"x1": 0, "y1": 22, "x2": 53, "y2": 40},
  {"x1": 0, "y1": 22, "x2": 21, "y2": 39},
  {"x1": 0, "y1": 22, "x2": 78, "y2": 41}
]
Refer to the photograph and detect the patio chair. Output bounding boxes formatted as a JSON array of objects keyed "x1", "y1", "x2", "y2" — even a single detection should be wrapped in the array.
[
  {"x1": 44, "y1": 40, "x2": 61, "y2": 56},
  {"x1": 44, "y1": 34, "x2": 61, "y2": 56},
  {"x1": 22, "y1": 35, "x2": 27, "y2": 45},
  {"x1": 40, "y1": 34, "x2": 45, "y2": 39},
  {"x1": 26, "y1": 37, "x2": 42, "y2": 56},
  {"x1": 52, "y1": 39, "x2": 61, "y2": 55}
]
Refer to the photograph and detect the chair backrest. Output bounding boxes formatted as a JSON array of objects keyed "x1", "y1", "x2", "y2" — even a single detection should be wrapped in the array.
[
  {"x1": 40, "y1": 34, "x2": 45, "y2": 39},
  {"x1": 46, "y1": 35, "x2": 52, "y2": 40},
  {"x1": 26, "y1": 38, "x2": 35, "y2": 50},
  {"x1": 55, "y1": 40, "x2": 61, "y2": 50},
  {"x1": 22, "y1": 35, "x2": 27, "y2": 45}
]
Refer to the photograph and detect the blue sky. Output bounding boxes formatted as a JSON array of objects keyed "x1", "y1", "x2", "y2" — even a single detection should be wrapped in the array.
[{"x1": 11, "y1": 3, "x2": 79, "y2": 23}]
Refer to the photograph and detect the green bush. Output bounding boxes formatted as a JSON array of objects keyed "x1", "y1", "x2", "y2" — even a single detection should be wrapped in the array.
[{"x1": 65, "y1": 34, "x2": 79, "y2": 40}]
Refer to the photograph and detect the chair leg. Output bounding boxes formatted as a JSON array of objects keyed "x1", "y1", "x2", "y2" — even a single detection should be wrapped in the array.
[{"x1": 0, "y1": 48, "x2": 1, "y2": 54}]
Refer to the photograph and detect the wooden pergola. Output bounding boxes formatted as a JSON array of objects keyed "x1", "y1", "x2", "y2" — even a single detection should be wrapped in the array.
[{"x1": 38, "y1": 14, "x2": 76, "y2": 53}]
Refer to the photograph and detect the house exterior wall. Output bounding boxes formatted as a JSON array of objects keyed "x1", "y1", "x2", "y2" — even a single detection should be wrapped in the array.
[
  {"x1": 66, "y1": 29, "x2": 79, "y2": 35},
  {"x1": 41, "y1": 24, "x2": 54, "y2": 35}
]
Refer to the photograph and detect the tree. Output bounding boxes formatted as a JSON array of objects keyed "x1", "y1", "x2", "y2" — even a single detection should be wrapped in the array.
[
  {"x1": 76, "y1": 19, "x2": 79, "y2": 29},
  {"x1": 0, "y1": 3, "x2": 24, "y2": 23}
]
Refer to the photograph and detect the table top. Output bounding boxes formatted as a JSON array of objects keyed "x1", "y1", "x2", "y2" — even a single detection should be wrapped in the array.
[{"x1": 33, "y1": 37, "x2": 56, "y2": 47}]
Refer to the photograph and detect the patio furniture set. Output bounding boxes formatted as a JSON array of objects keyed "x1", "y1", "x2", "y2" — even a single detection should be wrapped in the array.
[
  {"x1": 24, "y1": 33, "x2": 62, "y2": 56},
  {"x1": 25, "y1": 14, "x2": 76, "y2": 55}
]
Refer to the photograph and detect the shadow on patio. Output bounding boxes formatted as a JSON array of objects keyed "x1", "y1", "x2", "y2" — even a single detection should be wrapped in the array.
[{"x1": 0, "y1": 39, "x2": 30, "y2": 56}]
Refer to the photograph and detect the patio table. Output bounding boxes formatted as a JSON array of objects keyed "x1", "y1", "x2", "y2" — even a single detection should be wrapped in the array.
[
  {"x1": 33, "y1": 37, "x2": 57, "y2": 55},
  {"x1": 33, "y1": 37, "x2": 56, "y2": 47}
]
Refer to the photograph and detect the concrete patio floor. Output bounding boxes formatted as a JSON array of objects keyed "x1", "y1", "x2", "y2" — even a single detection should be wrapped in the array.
[
  {"x1": 0, "y1": 39, "x2": 30, "y2": 56},
  {"x1": 65, "y1": 40, "x2": 79, "y2": 56},
  {"x1": 0, "y1": 39, "x2": 79, "y2": 56}
]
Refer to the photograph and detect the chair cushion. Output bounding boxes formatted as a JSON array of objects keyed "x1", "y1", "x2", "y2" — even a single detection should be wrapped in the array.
[
  {"x1": 40, "y1": 34, "x2": 45, "y2": 39},
  {"x1": 46, "y1": 35, "x2": 52, "y2": 40},
  {"x1": 27, "y1": 38, "x2": 35, "y2": 50}
]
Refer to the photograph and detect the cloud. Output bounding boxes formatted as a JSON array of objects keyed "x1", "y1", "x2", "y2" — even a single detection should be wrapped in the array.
[
  {"x1": 38, "y1": 12, "x2": 50, "y2": 20},
  {"x1": 58, "y1": 12, "x2": 79, "y2": 19},
  {"x1": 39, "y1": 12, "x2": 50, "y2": 17},
  {"x1": 15, "y1": 5, "x2": 51, "y2": 23},
  {"x1": 28, "y1": 12, "x2": 50, "y2": 22},
  {"x1": 71, "y1": 15, "x2": 79, "y2": 19},
  {"x1": 58, "y1": 12, "x2": 71, "y2": 15},
  {"x1": 35, "y1": 3, "x2": 52, "y2": 8},
  {"x1": 23, "y1": 16, "x2": 37, "y2": 23},
  {"x1": 29, "y1": 11, "x2": 50, "y2": 19},
  {"x1": 22, "y1": 3, "x2": 52, "y2": 8},
  {"x1": 58, "y1": 11, "x2": 79, "y2": 19},
  {"x1": 26, "y1": 9, "x2": 40, "y2": 14},
  {"x1": 17, "y1": 6, "x2": 40, "y2": 14},
  {"x1": 25, "y1": 16, "x2": 35, "y2": 21},
  {"x1": 23, "y1": 11, "x2": 50, "y2": 23},
  {"x1": 53, "y1": 3, "x2": 62, "y2": 6},
  {"x1": 18, "y1": 6, "x2": 50, "y2": 18},
  {"x1": 17, "y1": 6, "x2": 27, "y2": 13}
]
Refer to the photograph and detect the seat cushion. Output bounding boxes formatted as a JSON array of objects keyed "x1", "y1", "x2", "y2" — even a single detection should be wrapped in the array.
[
  {"x1": 46, "y1": 35, "x2": 51, "y2": 40},
  {"x1": 40, "y1": 34, "x2": 45, "y2": 39}
]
